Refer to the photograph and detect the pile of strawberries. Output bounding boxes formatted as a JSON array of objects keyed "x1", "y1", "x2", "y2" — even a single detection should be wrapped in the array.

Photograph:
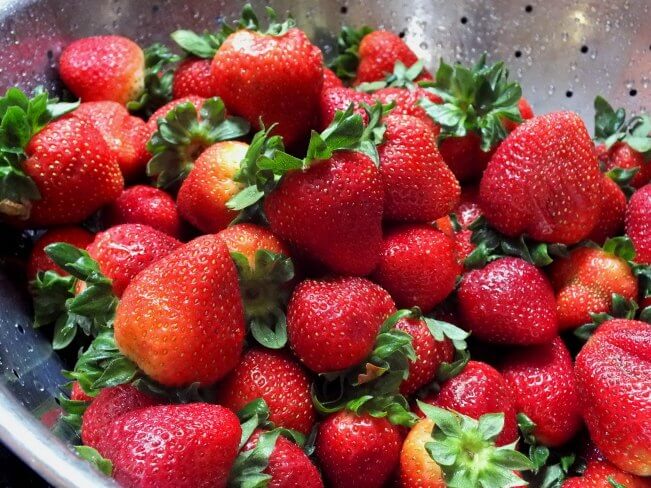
[{"x1": 2, "y1": 4, "x2": 649, "y2": 488}]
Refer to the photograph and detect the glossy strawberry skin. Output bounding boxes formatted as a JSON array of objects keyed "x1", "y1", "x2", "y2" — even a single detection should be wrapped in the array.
[
  {"x1": 114, "y1": 235, "x2": 246, "y2": 387},
  {"x1": 562, "y1": 459, "x2": 651, "y2": 488},
  {"x1": 480, "y1": 112, "x2": 602, "y2": 244},
  {"x1": 23, "y1": 117, "x2": 124, "y2": 227},
  {"x1": 264, "y1": 151, "x2": 384, "y2": 276},
  {"x1": 438, "y1": 132, "x2": 494, "y2": 183},
  {"x1": 103, "y1": 185, "x2": 183, "y2": 239},
  {"x1": 322, "y1": 67, "x2": 344, "y2": 90},
  {"x1": 216, "y1": 223, "x2": 288, "y2": 265},
  {"x1": 99, "y1": 403, "x2": 241, "y2": 488},
  {"x1": 318, "y1": 86, "x2": 373, "y2": 131},
  {"x1": 316, "y1": 411, "x2": 403, "y2": 488},
  {"x1": 216, "y1": 348, "x2": 315, "y2": 435},
  {"x1": 212, "y1": 28, "x2": 323, "y2": 148},
  {"x1": 549, "y1": 247, "x2": 638, "y2": 331},
  {"x1": 598, "y1": 141, "x2": 651, "y2": 189},
  {"x1": 172, "y1": 58, "x2": 216, "y2": 98},
  {"x1": 373, "y1": 225, "x2": 461, "y2": 313},
  {"x1": 575, "y1": 319, "x2": 651, "y2": 476},
  {"x1": 379, "y1": 114, "x2": 460, "y2": 222},
  {"x1": 587, "y1": 175, "x2": 627, "y2": 244},
  {"x1": 60, "y1": 35, "x2": 144, "y2": 105},
  {"x1": 500, "y1": 337, "x2": 582, "y2": 447},
  {"x1": 458, "y1": 257, "x2": 558, "y2": 345},
  {"x1": 27, "y1": 226, "x2": 94, "y2": 279},
  {"x1": 400, "y1": 419, "x2": 446, "y2": 488},
  {"x1": 286, "y1": 276, "x2": 395, "y2": 373},
  {"x1": 87, "y1": 224, "x2": 181, "y2": 297},
  {"x1": 374, "y1": 87, "x2": 441, "y2": 135},
  {"x1": 626, "y1": 184, "x2": 651, "y2": 264}
]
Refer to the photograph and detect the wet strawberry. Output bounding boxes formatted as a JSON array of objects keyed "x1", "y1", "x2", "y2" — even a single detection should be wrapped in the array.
[
  {"x1": 27, "y1": 226, "x2": 93, "y2": 279},
  {"x1": 626, "y1": 184, "x2": 651, "y2": 264}
]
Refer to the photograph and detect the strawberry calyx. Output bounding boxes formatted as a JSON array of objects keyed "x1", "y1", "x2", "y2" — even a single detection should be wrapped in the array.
[
  {"x1": 420, "y1": 54, "x2": 522, "y2": 151},
  {"x1": 74, "y1": 446, "x2": 113, "y2": 476},
  {"x1": 57, "y1": 393, "x2": 90, "y2": 438},
  {"x1": 146, "y1": 97, "x2": 250, "y2": 189},
  {"x1": 418, "y1": 402, "x2": 534, "y2": 488},
  {"x1": 356, "y1": 60, "x2": 427, "y2": 93},
  {"x1": 594, "y1": 95, "x2": 651, "y2": 157},
  {"x1": 327, "y1": 25, "x2": 374, "y2": 82},
  {"x1": 574, "y1": 293, "x2": 640, "y2": 341}
]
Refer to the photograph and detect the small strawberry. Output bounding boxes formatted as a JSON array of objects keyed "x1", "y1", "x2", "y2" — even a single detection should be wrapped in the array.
[
  {"x1": 172, "y1": 58, "x2": 216, "y2": 98},
  {"x1": 458, "y1": 257, "x2": 558, "y2": 345},
  {"x1": 102, "y1": 185, "x2": 183, "y2": 239},
  {"x1": 114, "y1": 234, "x2": 246, "y2": 386},
  {"x1": 500, "y1": 337, "x2": 583, "y2": 447},
  {"x1": 575, "y1": 319, "x2": 651, "y2": 476},
  {"x1": 322, "y1": 67, "x2": 344, "y2": 90},
  {"x1": 316, "y1": 410, "x2": 403, "y2": 488},
  {"x1": 27, "y1": 226, "x2": 93, "y2": 279},
  {"x1": 480, "y1": 111, "x2": 602, "y2": 244},
  {"x1": 71, "y1": 381, "x2": 93, "y2": 402},
  {"x1": 372, "y1": 225, "x2": 461, "y2": 312},
  {"x1": 599, "y1": 142, "x2": 651, "y2": 189},
  {"x1": 626, "y1": 184, "x2": 651, "y2": 264},
  {"x1": 59, "y1": 35, "x2": 145, "y2": 105},
  {"x1": 399, "y1": 419, "x2": 446, "y2": 488},
  {"x1": 318, "y1": 86, "x2": 373, "y2": 130},
  {"x1": 588, "y1": 175, "x2": 627, "y2": 244}
]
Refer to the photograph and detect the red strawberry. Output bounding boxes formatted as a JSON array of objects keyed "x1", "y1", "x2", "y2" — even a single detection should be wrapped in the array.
[
  {"x1": 114, "y1": 234, "x2": 246, "y2": 386},
  {"x1": 420, "y1": 361, "x2": 518, "y2": 446},
  {"x1": 563, "y1": 459, "x2": 651, "y2": 487},
  {"x1": 316, "y1": 411, "x2": 403, "y2": 488},
  {"x1": 60, "y1": 35, "x2": 145, "y2": 105},
  {"x1": 626, "y1": 184, "x2": 651, "y2": 264},
  {"x1": 374, "y1": 87, "x2": 441, "y2": 135},
  {"x1": 99, "y1": 403, "x2": 241, "y2": 488},
  {"x1": 216, "y1": 348, "x2": 315, "y2": 435},
  {"x1": 86, "y1": 224, "x2": 181, "y2": 297},
  {"x1": 588, "y1": 175, "x2": 627, "y2": 244},
  {"x1": 399, "y1": 419, "x2": 446, "y2": 488},
  {"x1": 378, "y1": 114, "x2": 460, "y2": 222},
  {"x1": 172, "y1": 58, "x2": 216, "y2": 98},
  {"x1": 438, "y1": 132, "x2": 493, "y2": 183},
  {"x1": 70, "y1": 101, "x2": 150, "y2": 181},
  {"x1": 286, "y1": 276, "x2": 395, "y2": 373},
  {"x1": 599, "y1": 142, "x2": 651, "y2": 189},
  {"x1": 480, "y1": 112, "x2": 602, "y2": 244},
  {"x1": 322, "y1": 67, "x2": 344, "y2": 90},
  {"x1": 27, "y1": 226, "x2": 93, "y2": 279},
  {"x1": 70, "y1": 381, "x2": 93, "y2": 403},
  {"x1": 216, "y1": 223, "x2": 289, "y2": 263},
  {"x1": 145, "y1": 95, "x2": 205, "y2": 137},
  {"x1": 575, "y1": 319, "x2": 651, "y2": 476},
  {"x1": 103, "y1": 185, "x2": 183, "y2": 239},
  {"x1": 318, "y1": 86, "x2": 373, "y2": 130},
  {"x1": 372, "y1": 225, "x2": 461, "y2": 312},
  {"x1": 500, "y1": 337, "x2": 582, "y2": 447}
]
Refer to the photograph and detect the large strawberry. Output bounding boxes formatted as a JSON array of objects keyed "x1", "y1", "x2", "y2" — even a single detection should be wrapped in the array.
[
  {"x1": 626, "y1": 184, "x2": 651, "y2": 264},
  {"x1": 575, "y1": 319, "x2": 651, "y2": 476},
  {"x1": 457, "y1": 257, "x2": 558, "y2": 345},
  {"x1": 27, "y1": 226, "x2": 93, "y2": 279},
  {"x1": 114, "y1": 234, "x2": 246, "y2": 386},
  {"x1": 480, "y1": 111, "x2": 602, "y2": 244}
]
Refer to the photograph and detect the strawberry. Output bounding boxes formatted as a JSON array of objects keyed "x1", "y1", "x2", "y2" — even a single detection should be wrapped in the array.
[
  {"x1": 318, "y1": 86, "x2": 373, "y2": 130},
  {"x1": 480, "y1": 111, "x2": 602, "y2": 244},
  {"x1": 145, "y1": 95, "x2": 205, "y2": 137},
  {"x1": 114, "y1": 234, "x2": 246, "y2": 386},
  {"x1": 70, "y1": 101, "x2": 150, "y2": 181},
  {"x1": 549, "y1": 242, "x2": 638, "y2": 331},
  {"x1": 563, "y1": 459, "x2": 651, "y2": 487},
  {"x1": 378, "y1": 114, "x2": 460, "y2": 222},
  {"x1": 59, "y1": 35, "x2": 145, "y2": 105},
  {"x1": 316, "y1": 410, "x2": 403, "y2": 488},
  {"x1": 27, "y1": 226, "x2": 93, "y2": 279},
  {"x1": 372, "y1": 225, "x2": 461, "y2": 312},
  {"x1": 626, "y1": 184, "x2": 651, "y2": 264},
  {"x1": 71, "y1": 381, "x2": 93, "y2": 403},
  {"x1": 217, "y1": 223, "x2": 289, "y2": 261},
  {"x1": 575, "y1": 319, "x2": 651, "y2": 476},
  {"x1": 458, "y1": 257, "x2": 558, "y2": 344},
  {"x1": 102, "y1": 185, "x2": 183, "y2": 239},
  {"x1": 211, "y1": 8, "x2": 323, "y2": 148},
  {"x1": 286, "y1": 276, "x2": 395, "y2": 373},
  {"x1": 216, "y1": 348, "x2": 315, "y2": 435},
  {"x1": 435, "y1": 186, "x2": 483, "y2": 264},
  {"x1": 599, "y1": 142, "x2": 651, "y2": 189},
  {"x1": 438, "y1": 132, "x2": 493, "y2": 183},
  {"x1": 172, "y1": 58, "x2": 216, "y2": 98},
  {"x1": 500, "y1": 337, "x2": 582, "y2": 447},
  {"x1": 399, "y1": 419, "x2": 446, "y2": 488},
  {"x1": 99, "y1": 403, "x2": 241, "y2": 488},
  {"x1": 374, "y1": 87, "x2": 441, "y2": 135},
  {"x1": 420, "y1": 361, "x2": 519, "y2": 446},
  {"x1": 588, "y1": 175, "x2": 627, "y2": 244},
  {"x1": 86, "y1": 224, "x2": 181, "y2": 297},
  {"x1": 322, "y1": 67, "x2": 344, "y2": 90}
]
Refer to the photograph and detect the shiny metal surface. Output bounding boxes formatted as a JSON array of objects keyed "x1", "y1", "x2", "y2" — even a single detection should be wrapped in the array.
[{"x1": 0, "y1": 0, "x2": 649, "y2": 486}]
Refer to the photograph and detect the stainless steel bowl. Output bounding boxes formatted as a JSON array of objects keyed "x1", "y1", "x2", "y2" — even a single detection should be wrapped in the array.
[{"x1": 0, "y1": 1, "x2": 649, "y2": 486}]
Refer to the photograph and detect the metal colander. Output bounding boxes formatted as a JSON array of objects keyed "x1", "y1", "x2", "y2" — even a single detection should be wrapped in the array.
[{"x1": 0, "y1": 1, "x2": 648, "y2": 486}]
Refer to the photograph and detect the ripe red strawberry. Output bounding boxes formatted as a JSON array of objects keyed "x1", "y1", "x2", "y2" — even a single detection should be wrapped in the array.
[
  {"x1": 216, "y1": 348, "x2": 315, "y2": 435},
  {"x1": 374, "y1": 87, "x2": 441, "y2": 135},
  {"x1": 626, "y1": 184, "x2": 651, "y2": 264},
  {"x1": 99, "y1": 403, "x2": 241, "y2": 488},
  {"x1": 399, "y1": 419, "x2": 446, "y2": 488},
  {"x1": 70, "y1": 101, "x2": 150, "y2": 181},
  {"x1": 211, "y1": 16, "x2": 323, "y2": 147},
  {"x1": 216, "y1": 223, "x2": 289, "y2": 262},
  {"x1": 458, "y1": 257, "x2": 558, "y2": 344},
  {"x1": 172, "y1": 58, "x2": 216, "y2": 98},
  {"x1": 70, "y1": 381, "x2": 93, "y2": 403},
  {"x1": 372, "y1": 225, "x2": 461, "y2": 312},
  {"x1": 59, "y1": 35, "x2": 145, "y2": 105},
  {"x1": 563, "y1": 459, "x2": 651, "y2": 487},
  {"x1": 145, "y1": 95, "x2": 206, "y2": 137},
  {"x1": 598, "y1": 142, "x2": 651, "y2": 189},
  {"x1": 500, "y1": 337, "x2": 582, "y2": 447},
  {"x1": 102, "y1": 185, "x2": 183, "y2": 239},
  {"x1": 316, "y1": 410, "x2": 403, "y2": 488},
  {"x1": 420, "y1": 361, "x2": 519, "y2": 446},
  {"x1": 588, "y1": 175, "x2": 627, "y2": 244},
  {"x1": 322, "y1": 67, "x2": 344, "y2": 90},
  {"x1": 318, "y1": 86, "x2": 373, "y2": 130},
  {"x1": 114, "y1": 234, "x2": 246, "y2": 386},
  {"x1": 286, "y1": 276, "x2": 395, "y2": 373},
  {"x1": 549, "y1": 245, "x2": 638, "y2": 331},
  {"x1": 438, "y1": 132, "x2": 494, "y2": 183},
  {"x1": 378, "y1": 114, "x2": 460, "y2": 222},
  {"x1": 480, "y1": 112, "x2": 602, "y2": 244},
  {"x1": 27, "y1": 226, "x2": 93, "y2": 279},
  {"x1": 575, "y1": 319, "x2": 651, "y2": 476},
  {"x1": 86, "y1": 224, "x2": 181, "y2": 297}
]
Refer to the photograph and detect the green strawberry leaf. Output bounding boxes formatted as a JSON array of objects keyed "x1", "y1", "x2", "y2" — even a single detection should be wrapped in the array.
[
  {"x1": 357, "y1": 60, "x2": 426, "y2": 92},
  {"x1": 171, "y1": 30, "x2": 227, "y2": 59},
  {"x1": 437, "y1": 348, "x2": 471, "y2": 382},
  {"x1": 229, "y1": 429, "x2": 279, "y2": 488},
  {"x1": 327, "y1": 25, "x2": 374, "y2": 81},
  {"x1": 608, "y1": 478, "x2": 627, "y2": 488},
  {"x1": 74, "y1": 446, "x2": 113, "y2": 476},
  {"x1": 574, "y1": 293, "x2": 639, "y2": 341},
  {"x1": 57, "y1": 394, "x2": 89, "y2": 438},
  {"x1": 30, "y1": 271, "x2": 76, "y2": 328},
  {"x1": 237, "y1": 4, "x2": 296, "y2": 36},
  {"x1": 594, "y1": 95, "x2": 651, "y2": 161}
]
